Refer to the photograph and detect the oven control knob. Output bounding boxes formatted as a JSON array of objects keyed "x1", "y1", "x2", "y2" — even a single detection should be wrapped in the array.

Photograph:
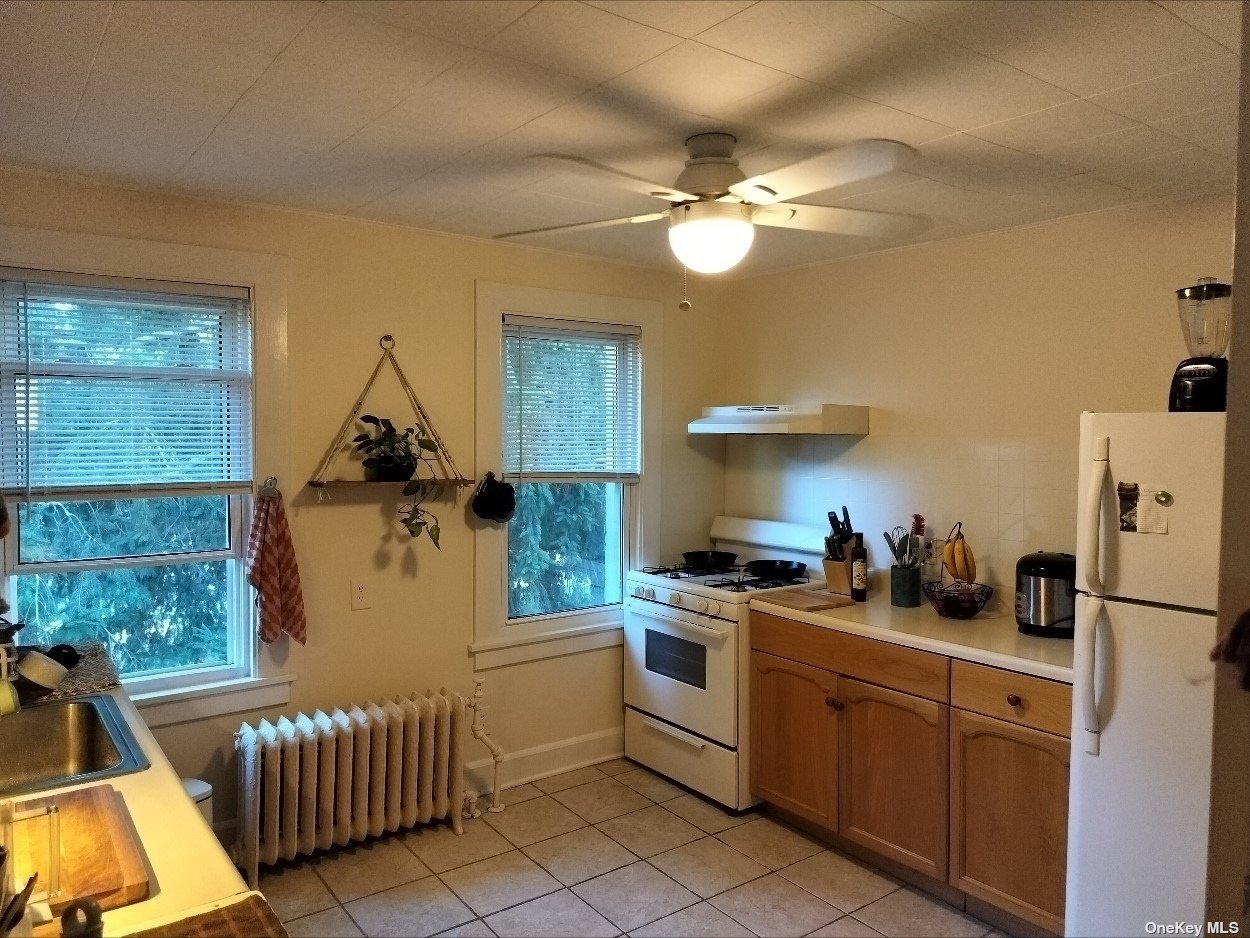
[
  {"x1": 632, "y1": 585, "x2": 645, "y2": 598},
  {"x1": 706, "y1": 600, "x2": 721, "y2": 617},
  {"x1": 644, "y1": 588, "x2": 656, "y2": 600},
  {"x1": 668, "y1": 591, "x2": 683, "y2": 605},
  {"x1": 690, "y1": 597, "x2": 709, "y2": 613}
]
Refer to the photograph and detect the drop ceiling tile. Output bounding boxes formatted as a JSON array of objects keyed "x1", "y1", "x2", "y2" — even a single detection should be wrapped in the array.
[
  {"x1": 874, "y1": 0, "x2": 1230, "y2": 96},
  {"x1": 1087, "y1": 56, "x2": 1240, "y2": 124},
  {"x1": 1156, "y1": 0, "x2": 1242, "y2": 52},
  {"x1": 355, "y1": 171, "x2": 512, "y2": 223},
  {"x1": 510, "y1": 218, "x2": 672, "y2": 267},
  {"x1": 968, "y1": 100, "x2": 1138, "y2": 154},
  {"x1": 486, "y1": 1, "x2": 681, "y2": 83},
  {"x1": 0, "y1": 86, "x2": 83, "y2": 164},
  {"x1": 487, "y1": 188, "x2": 633, "y2": 230},
  {"x1": 608, "y1": 41, "x2": 792, "y2": 118},
  {"x1": 916, "y1": 134, "x2": 1071, "y2": 191},
  {"x1": 522, "y1": 172, "x2": 668, "y2": 215},
  {"x1": 964, "y1": 172, "x2": 1137, "y2": 213},
  {"x1": 833, "y1": 177, "x2": 1034, "y2": 230},
  {"x1": 1088, "y1": 145, "x2": 1234, "y2": 192},
  {"x1": 721, "y1": 78, "x2": 955, "y2": 148},
  {"x1": 585, "y1": 0, "x2": 755, "y2": 38},
  {"x1": 117, "y1": 0, "x2": 319, "y2": 58},
  {"x1": 329, "y1": 0, "x2": 537, "y2": 44},
  {"x1": 1152, "y1": 105, "x2": 1238, "y2": 159},
  {"x1": 172, "y1": 130, "x2": 321, "y2": 200},
  {"x1": 1038, "y1": 124, "x2": 1193, "y2": 174}
]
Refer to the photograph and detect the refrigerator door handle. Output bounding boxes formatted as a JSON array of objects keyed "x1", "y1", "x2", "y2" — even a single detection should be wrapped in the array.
[
  {"x1": 1081, "y1": 436, "x2": 1109, "y2": 595},
  {"x1": 1078, "y1": 596, "x2": 1104, "y2": 756}
]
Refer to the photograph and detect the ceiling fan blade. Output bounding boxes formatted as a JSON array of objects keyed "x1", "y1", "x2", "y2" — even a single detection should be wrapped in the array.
[
  {"x1": 752, "y1": 203, "x2": 930, "y2": 239},
  {"x1": 731, "y1": 140, "x2": 918, "y2": 205},
  {"x1": 493, "y1": 212, "x2": 667, "y2": 240},
  {"x1": 530, "y1": 154, "x2": 697, "y2": 203}
]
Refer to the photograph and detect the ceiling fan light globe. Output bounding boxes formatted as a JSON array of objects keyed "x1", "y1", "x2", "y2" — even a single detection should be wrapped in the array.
[{"x1": 668, "y1": 202, "x2": 754, "y2": 274}]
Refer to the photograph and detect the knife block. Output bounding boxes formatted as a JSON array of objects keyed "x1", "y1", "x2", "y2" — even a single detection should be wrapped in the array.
[{"x1": 823, "y1": 557, "x2": 854, "y2": 597}]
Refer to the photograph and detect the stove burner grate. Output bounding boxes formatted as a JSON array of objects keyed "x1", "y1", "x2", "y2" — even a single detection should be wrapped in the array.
[
  {"x1": 641, "y1": 562, "x2": 742, "y2": 578},
  {"x1": 702, "y1": 574, "x2": 810, "y2": 592}
]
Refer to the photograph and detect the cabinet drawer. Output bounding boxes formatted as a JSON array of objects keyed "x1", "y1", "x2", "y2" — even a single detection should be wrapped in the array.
[
  {"x1": 625, "y1": 708, "x2": 740, "y2": 808},
  {"x1": 751, "y1": 612, "x2": 949, "y2": 703},
  {"x1": 951, "y1": 660, "x2": 1071, "y2": 737}
]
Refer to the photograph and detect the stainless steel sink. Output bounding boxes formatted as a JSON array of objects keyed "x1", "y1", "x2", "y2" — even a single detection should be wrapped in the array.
[{"x1": 0, "y1": 694, "x2": 149, "y2": 798}]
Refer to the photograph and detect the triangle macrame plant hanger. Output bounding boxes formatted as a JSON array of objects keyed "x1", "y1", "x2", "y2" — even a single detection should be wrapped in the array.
[{"x1": 308, "y1": 335, "x2": 471, "y2": 546}]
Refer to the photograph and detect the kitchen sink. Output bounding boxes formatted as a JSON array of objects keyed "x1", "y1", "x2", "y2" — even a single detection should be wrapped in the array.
[{"x1": 0, "y1": 694, "x2": 149, "y2": 799}]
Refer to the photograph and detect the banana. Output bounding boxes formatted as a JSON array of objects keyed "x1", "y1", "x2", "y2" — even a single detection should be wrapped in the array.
[
  {"x1": 942, "y1": 522, "x2": 962, "y2": 580},
  {"x1": 942, "y1": 522, "x2": 977, "y2": 582}
]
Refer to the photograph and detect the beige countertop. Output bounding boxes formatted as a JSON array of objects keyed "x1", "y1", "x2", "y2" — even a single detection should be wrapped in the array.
[
  {"x1": 11, "y1": 687, "x2": 250, "y2": 936},
  {"x1": 749, "y1": 594, "x2": 1075, "y2": 684}
]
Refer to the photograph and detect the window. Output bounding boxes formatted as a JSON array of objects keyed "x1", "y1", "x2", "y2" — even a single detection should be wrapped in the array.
[
  {"x1": 502, "y1": 316, "x2": 640, "y2": 622},
  {"x1": 0, "y1": 269, "x2": 254, "y2": 690}
]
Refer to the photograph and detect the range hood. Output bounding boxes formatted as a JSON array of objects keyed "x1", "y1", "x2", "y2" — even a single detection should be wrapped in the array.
[{"x1": 688, "y1": 404, "x2": 869, "y2": 436}]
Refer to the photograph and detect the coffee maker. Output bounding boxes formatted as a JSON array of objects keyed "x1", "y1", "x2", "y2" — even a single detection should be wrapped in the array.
[{"x1": 1170, "y1": 277, "x2": 1231, "y2": 412}]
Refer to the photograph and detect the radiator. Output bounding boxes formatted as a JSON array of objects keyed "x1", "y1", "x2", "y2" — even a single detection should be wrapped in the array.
[{"x1": 235, "y1": 691, "x2": 466, "y2": 887}]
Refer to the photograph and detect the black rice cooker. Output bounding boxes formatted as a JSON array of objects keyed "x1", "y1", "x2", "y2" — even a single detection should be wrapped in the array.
[{"x1": 1015, "y1": 551, "x2": 1076, "y2": 638}]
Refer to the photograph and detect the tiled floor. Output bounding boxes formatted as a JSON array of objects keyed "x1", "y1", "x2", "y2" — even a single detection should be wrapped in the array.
[{"x1": 261, "y1": 759, "x2": 1005, "y2": 938}]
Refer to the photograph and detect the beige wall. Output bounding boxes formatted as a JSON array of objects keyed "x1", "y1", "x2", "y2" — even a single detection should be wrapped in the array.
[
  {"x1": 0, "y1": 165, "x2": 726, "y2": 819},
  {"x1": 716, "y1": 195, "x2": 1235, "y2": 599}
]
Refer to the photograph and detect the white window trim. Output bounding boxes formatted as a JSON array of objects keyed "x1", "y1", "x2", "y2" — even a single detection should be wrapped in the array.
[
  {"x1": 473, "y1": 282, "x2": 662, "y2": 669},
  {"x1": 0, "y1": 223, "x2": 292, "y2": 712}
]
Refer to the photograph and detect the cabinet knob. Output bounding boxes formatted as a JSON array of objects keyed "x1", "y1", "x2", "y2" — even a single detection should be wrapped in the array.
[
  {"x1": 825, "y1": 696, "x2": 844, "y2": 711},
  {"x1": 1006, "y1": 693, "x2": 1022, "y2": 707}
]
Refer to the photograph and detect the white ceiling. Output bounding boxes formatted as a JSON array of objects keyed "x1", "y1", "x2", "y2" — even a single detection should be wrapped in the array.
[{"x1": 0, "y1": 0, "x2": 1240, "y2": 275}]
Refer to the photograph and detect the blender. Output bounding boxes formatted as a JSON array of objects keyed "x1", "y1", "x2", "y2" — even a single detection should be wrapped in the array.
[{"x1": 1170, "y1": 276, "x2": 1231, "y2": 412}]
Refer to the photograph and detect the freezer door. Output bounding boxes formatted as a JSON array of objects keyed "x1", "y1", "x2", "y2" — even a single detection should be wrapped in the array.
[
  {"x1": 1066, "y1": 594, "x2": 1216, "y2": 937},
  {"x1": 1077, "y1": 412, "x2": 1224, "y2": 609}
]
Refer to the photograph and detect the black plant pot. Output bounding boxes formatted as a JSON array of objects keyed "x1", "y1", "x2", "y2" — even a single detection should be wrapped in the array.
[{"x1": 368, "y1": 458, "x2": 417, "y2": 482}]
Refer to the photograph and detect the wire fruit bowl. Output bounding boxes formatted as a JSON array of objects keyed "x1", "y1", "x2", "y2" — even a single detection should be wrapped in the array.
[{"x1": 923, "y1": 581, "x2": 993, "y2": 619}]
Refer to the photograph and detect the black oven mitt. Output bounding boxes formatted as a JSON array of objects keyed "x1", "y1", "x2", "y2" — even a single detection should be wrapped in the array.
[{"x1": 472, "y1": 472, "x2": 516, "y2": 523}]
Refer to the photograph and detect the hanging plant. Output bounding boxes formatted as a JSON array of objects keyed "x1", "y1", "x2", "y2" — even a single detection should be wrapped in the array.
[
  {"x1": 353, "y1": 414, "x2": 445, "y2": 547},
  {"x1": 398, "y1": 480, "x2": 443, "y2": 549}
]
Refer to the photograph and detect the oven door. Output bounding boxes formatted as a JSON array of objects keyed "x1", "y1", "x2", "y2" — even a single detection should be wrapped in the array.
[{"x1": 623, "y1": 597, "x2": 737, "y2": 747}]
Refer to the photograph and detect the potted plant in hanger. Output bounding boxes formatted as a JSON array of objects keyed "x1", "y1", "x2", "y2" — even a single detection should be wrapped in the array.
[{"x1": 353, "y1": 415, "x2": 421, "y2": 481}]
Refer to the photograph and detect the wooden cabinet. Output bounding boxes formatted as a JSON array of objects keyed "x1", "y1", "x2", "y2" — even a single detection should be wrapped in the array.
[
  {"x1": 838, "y1": 679, "x2": 949, "y2": 880},
  {"x1": 950, "y1": 708, "x2": 1070, "y2": 933},
  {"x1": 750, "y1": 650, "x2": 839, "y2": 828}
]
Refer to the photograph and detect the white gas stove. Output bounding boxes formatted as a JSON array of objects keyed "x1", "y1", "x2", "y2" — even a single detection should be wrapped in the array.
[{"x1": 623, "y1": 517, "x2": 827, "y2": 810}]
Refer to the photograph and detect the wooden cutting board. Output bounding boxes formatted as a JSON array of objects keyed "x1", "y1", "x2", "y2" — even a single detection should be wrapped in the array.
[
  {"x1": 761, "y1": 588, "x2": 856, "y2": 613},
  {"x1": 12, "y1": 784, "x2": 150, "y2": 916}
]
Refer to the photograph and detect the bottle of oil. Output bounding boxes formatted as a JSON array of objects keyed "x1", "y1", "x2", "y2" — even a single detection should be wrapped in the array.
[{"x1": 850, "y1": 533, "x2": 868, "y2": 602}]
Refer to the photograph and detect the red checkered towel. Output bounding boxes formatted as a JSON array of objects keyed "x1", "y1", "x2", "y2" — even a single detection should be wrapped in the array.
[{"x1": 247, "y1": 492, "x2": 307, "y2": 646}]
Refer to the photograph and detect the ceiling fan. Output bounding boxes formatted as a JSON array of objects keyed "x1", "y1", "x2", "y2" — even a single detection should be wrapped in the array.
[{"x1": 493, "y1": 132, "x2": 929, "y2": 274}]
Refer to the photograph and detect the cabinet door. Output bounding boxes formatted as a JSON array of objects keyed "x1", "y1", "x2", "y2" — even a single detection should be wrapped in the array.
[
  {"x1": 750, "y1": 650, "x2": 838, "y2": 828},
  {"x1": 950, "y1": 709, "x2": 1069, "y2": 933},
  {"x1": 838, "y1": 678, "x2": 949, "y2": 879}
]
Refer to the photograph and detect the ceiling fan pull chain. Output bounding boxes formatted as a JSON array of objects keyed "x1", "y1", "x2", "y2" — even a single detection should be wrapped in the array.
[{"x1": 679, "y1": 265, "x2": 692, "y2": 311}]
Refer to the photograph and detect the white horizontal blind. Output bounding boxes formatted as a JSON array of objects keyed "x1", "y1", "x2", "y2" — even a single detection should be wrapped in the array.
[
  {"x1": 0, "y1": 273, "x2": 253, "y2": 497},
  {"x1": 503, "y1": 315, "x2": 641, "y2": 482}
]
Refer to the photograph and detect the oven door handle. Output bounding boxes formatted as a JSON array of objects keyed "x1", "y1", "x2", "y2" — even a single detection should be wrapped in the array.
[{"x1": 667, "y1": 618, "x2": 730, "y2": 641}]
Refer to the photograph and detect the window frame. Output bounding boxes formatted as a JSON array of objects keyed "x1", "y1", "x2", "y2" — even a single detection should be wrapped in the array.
[
  {"x1": 0, "y1": 225, "x2": 293, "y2": 717},
  {"x1": 473, "y1": 283, "x2": 662, "y2": 669}
]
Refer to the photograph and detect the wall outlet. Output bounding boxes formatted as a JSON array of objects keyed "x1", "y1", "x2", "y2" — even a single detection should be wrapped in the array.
[{"x1": 350, "y1": 578, "x2": 370, "y2": 611}]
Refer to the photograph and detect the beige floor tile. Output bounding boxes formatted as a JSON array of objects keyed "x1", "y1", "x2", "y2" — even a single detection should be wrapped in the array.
[
  {"x1": 853, "y1": 888, "x2": 991, "y2": 938},
  {"x1": 485, "y1": 889, "x2": 617, "y2": 937},
  {"x1": 807, "y1": 916, "x2": 885, "y2": 937},
  {"x1": 432, "y1": 921, "x2": 494, "y2": 937},
  {"x1": 345, "y1": 877, "x2": 475, "y2": 938},
  {"x1": 440, "y1": 850, "x2": 562, "y2": 917},
  {"x1": 983, "y1": 931, "x2": 1011, "y2": 938},
  {"x1": 595, "y1": 758, "x2": 637, "y2": 776},
  {"x1": 649, "y1": 837, "x2": 769, "y2": 899},
  {"x1": 630, "y1": 901, "x2": 755, "y2": 937},
  {"x1": 482, "y1": 795, "x2": 587, "y2": 847},
  {"x1": 260, "y1": 861, "x2": 337, "y2": 922},
  {"x1": 500, "y1": 784, "x2": 543, "y2": 804},
  {"x1": 663, "y1": 794, "x2": 757, "y2": 834},
  {"x1": 616, "y1": 768, "x2": 685, "y2": 802},
  {"x1": 533, "y1": 766, "x2": 609, "y2": 793},
  {"x1": 778, "y1": 850, "x2": 898, "y2": 913},
  {"x1": 284, "y1": 905, "x2": 364, "y2": 938},
  {"x1": 709, "y1": 874, "x2": 841, "y2": 938},
  {"x1": 572, "y1": 860, "x2": 699, "y2": 932},
  {"x1": 596, "y1": 806, "x2": 703, "y2": 858},
  {"x1": 405, "y1": 818, "x2": 513, "y2": 874},
  {"x1": 522, "y1": 826, "x2": 638, "y2": 886},
  {"x1": 552, "y1": 777, "x2": 654, "y2": 823},
  {"x1": 716, "y1": 818, "x2": 823, "y2": 871},
  {"x1": 318, "y1": 839, "x2": 432, "y2": 902}
]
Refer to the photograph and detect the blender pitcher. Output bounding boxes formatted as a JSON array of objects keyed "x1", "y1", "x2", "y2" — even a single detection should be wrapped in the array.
[{"x1": 1170, "y1": 276, "x2": 1231, "y2": 412}]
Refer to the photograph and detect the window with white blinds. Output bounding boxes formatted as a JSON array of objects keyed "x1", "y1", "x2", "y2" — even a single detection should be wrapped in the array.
[
  {"x1": 0, "y1": 271, "x2": 253, "y2": 497},
  {"x1": 502, "y1": 315, "x2": 642, "y2": 482}
]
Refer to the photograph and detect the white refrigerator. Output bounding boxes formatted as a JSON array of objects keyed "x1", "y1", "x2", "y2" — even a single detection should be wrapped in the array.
[{"x1": 1068, "y1": 412, "x2": 1225, "y2": 937}]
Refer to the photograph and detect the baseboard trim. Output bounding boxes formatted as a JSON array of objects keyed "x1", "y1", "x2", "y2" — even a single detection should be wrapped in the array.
[{"x1": 466, "y1": 725, "x2": 624, "y2": 794}]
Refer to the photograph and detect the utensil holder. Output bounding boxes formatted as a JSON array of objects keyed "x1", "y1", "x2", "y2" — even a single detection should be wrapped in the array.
[
  {"x1": 823, "y1": 557, "x2": 854, "y2": 597},
  {"x1": 890, "y1": 565, "x2": 922, "y2": 607}
]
